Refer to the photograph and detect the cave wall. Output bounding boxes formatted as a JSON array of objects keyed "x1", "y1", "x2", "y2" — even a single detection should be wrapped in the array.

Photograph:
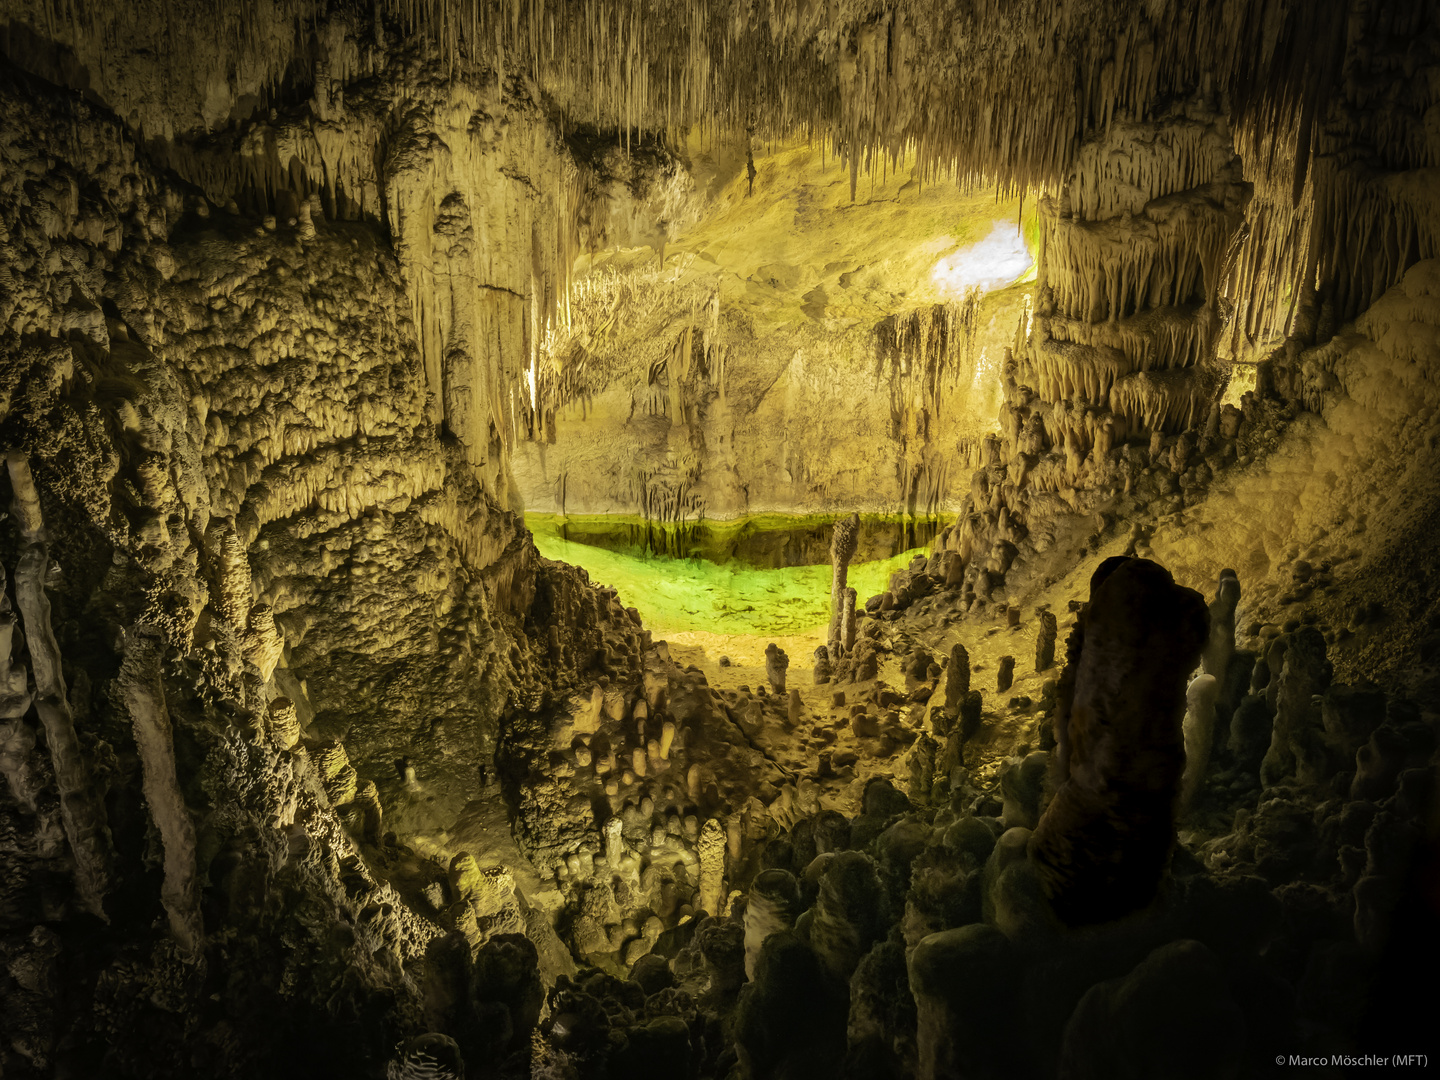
[
  {"x1": 930, "y1": 3, "x2": 1440, "y2": 616},
  {"x1": 510, "y1": 146, "x2": 1028, "y2": 523},
  {"x1": 0, "y1": 45, "x2": 687, "y2": 1068},
  {"x1": 0, "y1": 0, "x2": 1438, "y2": 1076},
  {"x1": 8, "y1": 0, "x2": 1436, "y2": 538}
]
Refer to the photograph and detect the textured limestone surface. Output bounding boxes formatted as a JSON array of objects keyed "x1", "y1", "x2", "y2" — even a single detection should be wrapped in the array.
[
  {"x1": 0, "y1": 1, "x2": 1437, "y2": 1079},
  {"x1": 511, "y1": 142, "x2": 1032, "y2": 522}
]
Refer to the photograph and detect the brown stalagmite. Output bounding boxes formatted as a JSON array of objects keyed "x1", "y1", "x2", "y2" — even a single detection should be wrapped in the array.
[
  {"x1": 764, "y1": 642, "x2": 789, "y2": 694},
  {"x1": 314, "y1": 742, "x2": 360, "y2": 807},
  {"x1": 828, "y1": 513, "x2": 859, "y2": 657},
  {"x1": 688, "y1": 762, "x2": 703, "y2": 800},
  {"x1": 118, "y1": 626, "x2": 203, "y2": 953},
  {"x1": 1036, "y1": 611, "x2": 1058, "y2": 671},
  {"x1": 743, "y1": 869, "x2": 800, "y2": 980},
  {"x1": 1029, "y1": 557, "x2": 1208, "y2": 926},
  {"x1": 1260, "y1": 626, "x2": 1333, "y2": 788}
]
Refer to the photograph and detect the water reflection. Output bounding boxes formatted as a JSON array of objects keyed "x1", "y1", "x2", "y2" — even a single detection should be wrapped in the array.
[
  {"x1": 536, "y1": 514, "x2": 944, "y2": 569},
  {"x1": 523, "y1": 513, "x2": 942, "y2": 635}
]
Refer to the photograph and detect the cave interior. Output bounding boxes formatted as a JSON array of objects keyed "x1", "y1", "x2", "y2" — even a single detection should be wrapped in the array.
[{"x1": 0, "y1": 1, "x2": 1439, "y2": 1077}]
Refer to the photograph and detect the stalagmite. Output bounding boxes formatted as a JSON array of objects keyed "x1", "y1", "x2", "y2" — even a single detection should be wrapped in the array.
[
  {"x1": 1180, "y1": 673, "x2": 1220, "y2": 817},
  {"x1": 354, "y1": 779, "x2": 384, "y2": 845},
  {"x1": 1260, "y1": 627, "x2": 1333, "y2": 788},
  {"x1": 910, "y1": 925, "x2": 1018, "y2": 1080},
  {"x1": 267, "y1": 697, "x2": 302, "y2": 750},
  {"x1": 0, "y1": 567, "x2": 40, "y2": 811},
  {"x1": 842, "y1": 588, "x2": 858, "y2": 653},
  {"x1": 1264, "y1": 636, "x2": 1287, "y2": 713},
  {"x1": 959, "y1": 691, "x2": 984, "y2": 744},
  {"x1": 996, "y1": 656, "x2": 1015, "y2": 693},
  {"x1": 6, "y1": 454, "x2": 111, "y2": 919},
  {"x1": 315, "y1": 742, "x2": 359, "y2": 807},
  {"x1": 726, "y1": 817, "x2": 743, "y2": 862},
  {"x1": 813, "y1": 645, "x2": 832, "y2": 685},
  {"x1": 206, "y1": 519, "x2": 253, "y2": 627},
  {"x1": 809, "y1": 851, "x2": 885, "y2": 984},
  {"x1": 828, "y1": 514, "x2": 860, "y2": 657},
  {"x1": 1201, "y1": 569, "x2": 1241, "y2": 685},
  {"x1": 764, "y1": 643, "x2": 789, "y2": 694},
  {"x1": 5, "y1": 453, "x2": 43, "y2": 541},
  {"x1": 1030, "y1": 558, "x2": 1209, "y2": 925},
  {"x1": 697, "y1": 818, "x2": 726, "y2": 917},
  {"x1": 297, "y1": 192, "x2": 318, "y2": 241},
  {"x1": 243, "y1": 604, "x2": 284, "y2": 680},
  {"x1": 743, "y1": 869, "x2": 800, "y2": 979},
  {"x1": 605, "y1": 816, "x2": 625, "y2": 868},
  {"x1": 118, "y1": 626, "x2": 202, "y2": 952},
  {"x1": 688, "y1": 762, "x2": 702, "y2": 800},
  {"x1": 1035, "y1": 611, "x2": 1058, "y2": 672},
  {"x1": 943, "y1": 644, "x2": 971, "y2": 718}
]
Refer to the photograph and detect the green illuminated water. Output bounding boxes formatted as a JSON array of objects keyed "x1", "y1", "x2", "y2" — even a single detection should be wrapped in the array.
[{"x1": 526, "y1": 513, "x2": 939, "y2": 636}]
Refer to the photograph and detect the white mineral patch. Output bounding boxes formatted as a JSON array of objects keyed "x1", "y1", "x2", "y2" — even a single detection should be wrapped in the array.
[{"x1": 930, "y1": 223, "x2": 1034, "y2": 296}]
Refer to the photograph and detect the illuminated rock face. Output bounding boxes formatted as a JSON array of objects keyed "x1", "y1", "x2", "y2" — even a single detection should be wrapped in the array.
[
  {"x1": 509, "y1": 147, "x2": 1028, "y2": 522},
  {"x1": 0, "y1": 1, "x2": 1437, "y2": 1078}
]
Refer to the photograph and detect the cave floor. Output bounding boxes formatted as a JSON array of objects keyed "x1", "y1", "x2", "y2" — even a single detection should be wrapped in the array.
[{"x1": 664, "y1": 612, "x2": 1059, "y2": 818}]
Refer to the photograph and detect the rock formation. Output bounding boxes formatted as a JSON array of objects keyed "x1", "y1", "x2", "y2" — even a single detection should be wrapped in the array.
[
  {"x1": 764, "y1": 643, "x2": 789, "y2": 695},
  {"x1": 117, "y1": 626, "x2": 202, "y2": 951},
  {"x1": 828, "y1": 514, "x2": 860, "y2": 658},
  {"x1": 0, "y1": 0, "x2": 1435, "y2": 1075},
  {"x1": 6, "y1": 455, "x2": 112, "y2": 920},
  {"x1": 812, "y1": 645, "x2": 832, "y2": 685},
  {"x1": 1030, "y1": 557, "x2": 1210, "y2": 924},
  {"x1": 996, "y1": 655, "x2": 1016, "y2": 693},
  {"x1": 942, "y1": 643, "x2": 971, "y2": 719},
  {"x1": 1180, "y1": 673, "x2": 1221, "y2": 817},
  {"x1": 743, "y1": 869, "x2": 801, "y2": 980},
  {"x1": 1201, "y1": 569, "x2": 1241, "y2": 685},
  {"x1": 1261, "y1": 626, "x2": 1335, "y2": 788},
  {"x1": 697, "y1": 818, "x2": 727, "y2": 918},
  {"x1": 1035, "y1": 610, "x2": 1058, "y2": 672}
]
